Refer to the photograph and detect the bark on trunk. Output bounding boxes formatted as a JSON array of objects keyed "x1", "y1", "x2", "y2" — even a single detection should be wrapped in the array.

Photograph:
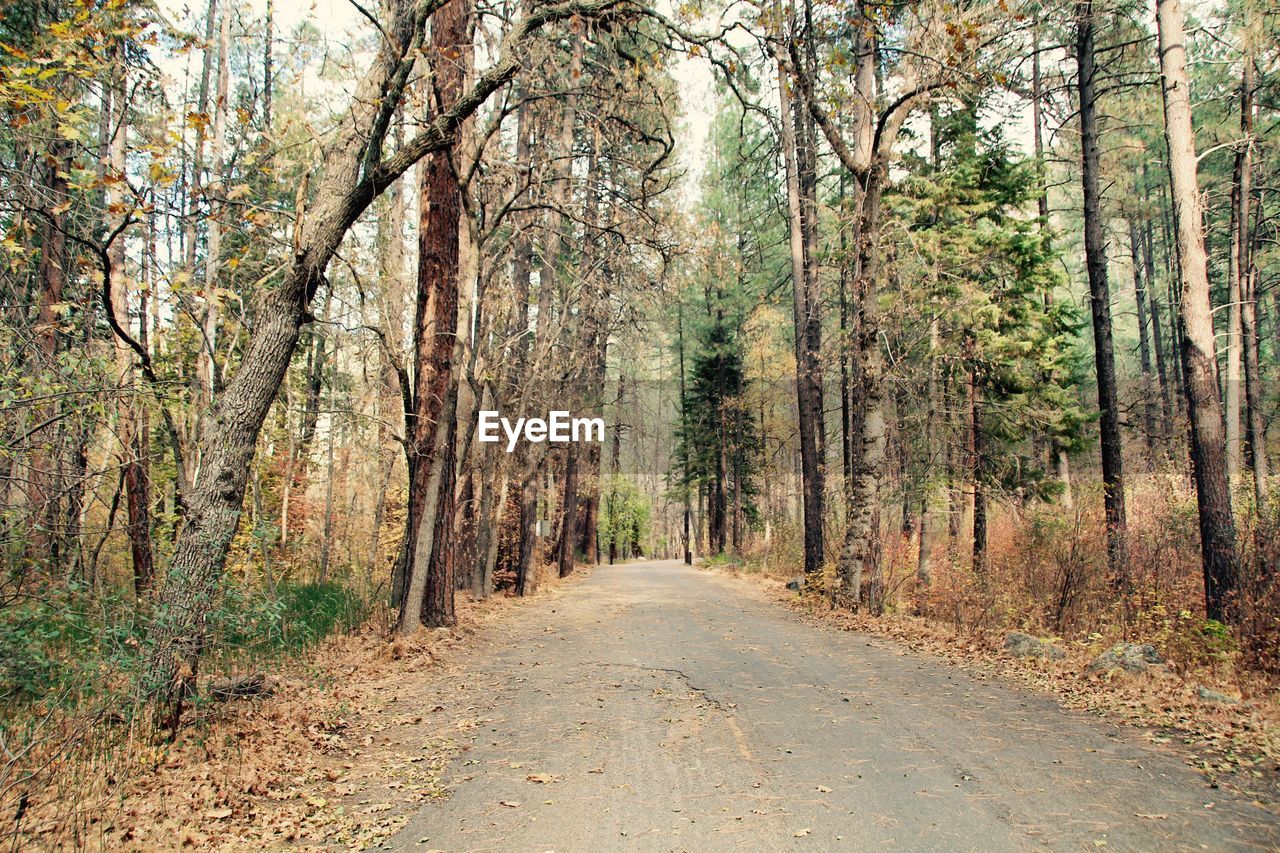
[
  {"x1": 1142, "y1": 208, "x2": 1174, "y2": 427},
  {"x1": 777, "y1": 57, "x2": 825, "y2": 578},
  {"x1": 1129, "y1": 218, "x2": 1158, "y2": 467},
  {"x1": 1233, "y1": 56, "x2": 1266, "y2": 504},
  {"x1": 1077, "y1": 1, "x2": 1129, "y2": 585},
  {"x1": 1031, "y1": 37, "x2": 1074, "y2": 507},
  {"x1": 104, "y1": 66, "x2": 155, "y2": 597},
  {"x1": 971, "y1": 383, "x2": 987, "y2": 576},
  {"x1": 916, "y1": 317, "x2": 940, "y2": 589},
  {"x1": 399, "y1": 0, "x2": 470, "y2": 633},
  {"x1": 835, "y1": 164, "x2": 888, "y2": 607},
  {"x1": 140, "y1": 0, "x2": 604, "y2": 723},
  {"x1": 1156, "y1": 0, "x2": 1239, "y2": 622},
  {"x1": 557, "y1": 444, "x2": 579, "y2": 577}
]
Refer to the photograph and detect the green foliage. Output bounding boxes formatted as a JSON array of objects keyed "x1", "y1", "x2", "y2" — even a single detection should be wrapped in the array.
[
  {"x1": 208, "y1": 580, "x2": 368, "y2": 659},
  {"x1": 670, "y1": 93, "x2": 772, "y2": 552},
  {"x1": 890, "y1": 100, "x2": 1087, "y2": 501},
  {"x1": 0, "y1": 578, "x2": 366, "y2": 719},
  {"x1": 600, "y1": 474, "x2": 650, "y2": 561},
  {"x1": 0, "y1": 584, "x2": 142, "y2": 711}
]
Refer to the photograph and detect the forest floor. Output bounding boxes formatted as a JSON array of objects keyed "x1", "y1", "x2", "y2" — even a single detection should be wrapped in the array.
[{"x1": 46, "y1": 561, "x2": 1280, "y2": 850}]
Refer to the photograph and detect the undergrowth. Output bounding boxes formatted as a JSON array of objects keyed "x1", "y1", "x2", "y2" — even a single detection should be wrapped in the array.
[{"x1": 0, "y1": 573, "x2": 373, "y2": 843}]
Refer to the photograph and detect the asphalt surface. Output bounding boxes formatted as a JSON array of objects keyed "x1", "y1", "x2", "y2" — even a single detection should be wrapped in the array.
[{"x1": 391, "y1": 560, "x2": 1279, "y2": 851}]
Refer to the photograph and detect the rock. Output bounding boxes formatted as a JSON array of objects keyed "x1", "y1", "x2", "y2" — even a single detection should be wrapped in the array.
[
  {"x1": 209, "y1": 673, "x2": 272, "y2": 701},
  {"x1": 786, "y1": 577, "x2": 806, "y2": 592},
  {"x1": 1003, "y1": 632, "x2": 1065, "y2": 660},
  {"x1": 1086, "y1": 643, "x2": 1165, "y2": 675},
  {"x1": 1196, "y1": 686, "x2": 1238, "y2": 705}
]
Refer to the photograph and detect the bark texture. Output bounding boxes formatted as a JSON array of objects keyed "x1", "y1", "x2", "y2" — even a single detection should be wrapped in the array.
[
  {"x1": 1156, "y1": 0, "x2": 1239, "y2": 622},
  {"x1": 1076, "y1": 1, "x2": 1129, "y2": 585},
  {"x1": 141, "y1": 0, "x2": 628, "y2": 725}
]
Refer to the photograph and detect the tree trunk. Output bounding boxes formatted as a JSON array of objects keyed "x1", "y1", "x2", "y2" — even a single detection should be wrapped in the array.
[
  {"x1": 516, "y1": 471, "x2": 539, "y2": 595},
  {"x1": 140, "y1": 0, "x2": 595, "y2": 723},
  {"x1": 1129, "y1": 218, "x2": 1158, "y2": 468},
  {"x1": 1032, "y1": 35, "x2": 1074, "y2": 504},
  {"x1": 104, "y1": 65, "x2": 155, "y2": 597},
  {"x1": 835, "y1": 164, "x2": 888, "y2": 607},
  {"x1": 399, "y1": 387, "x2": 455, "y2": 633},
  {"x1": 200, "y1": 6, "x2": 231, "y2": 411},
  {"x1": 557, "y1": 444, "x2": 579, "y2": 577},
  {"x1": 399, "y1": 0, "x2": 470, "y2": 633},
  {"x1": 1142, "y1": 206, "x2": 1174, "y2": 428},
  {"x1": 677, "y1": 303, "x2": 693, "y2": 565},
  {"x1": 423, "y1": 387, "x2": 458, "y2": 626},
  {"x1": 318, "y1": 414, "x2": 336, "y2": 583},
  {"x1": 1156, "y1": 0, "x2": 1239, "y2": 622},
  {"x1": 971, "y1": 382, "x2": 987, "y2": 576},
  {"x1": 777, "y1": 56, "x2": 824, "y2": 578},
  {"x1": 1233, "y1": 54, "x2": 1266, "y2": 504},
  {"x1": 1226, "y1": 160, "x2": 1244, "y2": 491},
  {"x1": 1077, "y1": 0, "x2": 1129, "y2": 585},
  {"x1": 917, "y1": 317, "x2": 940, "y2": 589},
  {"x1": 29, "y1": 134, "x2": 70, "y2": 562}
]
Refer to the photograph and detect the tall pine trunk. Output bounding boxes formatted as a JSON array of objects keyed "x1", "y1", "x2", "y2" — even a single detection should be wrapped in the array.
[
  {"x1": 399, "y1": 0, "x2": 470, "y2": 633},
  {"x1": 1156, "y1": 0, "x2": 1239, "y2": 622},
  {"x1": 1129, "y1": 218, "x2": 1158, "y2": 468},
  {"x1": 777, "y1": 56, "x2": 824, "y2": 578},
  {"x1": 1032, "y1": 23, "x2": 1074, "y2": 506},
  {"x1": 1076, "y1": 0, "x2": 1129, "y2": 585}
]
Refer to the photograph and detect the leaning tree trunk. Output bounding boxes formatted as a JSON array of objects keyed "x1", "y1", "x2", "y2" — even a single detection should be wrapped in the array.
[
  {"x1": 140, "y1": 0, "x2": 620, "y2": 726},
  {"x1": 1156, "y1": 0, "x2": 1239, "y2": 622},
  {"x1": 1077, "y1": 0, "x2": 1129, "y2": 586}
]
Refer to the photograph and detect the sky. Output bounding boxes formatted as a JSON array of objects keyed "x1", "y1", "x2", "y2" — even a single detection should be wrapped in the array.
[
  {"x1": 154, "y1": 0, "x2": 720, "y2": 193},
  {"x1": 150, "y1": 0, "x2": 1055, "y2": 210}
]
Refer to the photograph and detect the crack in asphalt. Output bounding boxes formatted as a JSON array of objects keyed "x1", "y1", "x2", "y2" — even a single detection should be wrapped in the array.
[{"x1": 590, "y1": 661, "x2": 734, "y2": 712}]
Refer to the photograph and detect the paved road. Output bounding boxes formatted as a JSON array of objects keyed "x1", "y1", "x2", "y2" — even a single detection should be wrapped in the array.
[{"x1": 391, "y1": 561, "x2": 1279, "y2": 851}]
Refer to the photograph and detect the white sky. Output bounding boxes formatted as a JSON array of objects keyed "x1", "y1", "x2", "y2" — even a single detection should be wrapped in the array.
[
  {"x1": 150, "y1": 0, "x2": 1060, "y2": 211},
  {"x1": 153, "y1": 0, "x2": 718, "y2": 193}
]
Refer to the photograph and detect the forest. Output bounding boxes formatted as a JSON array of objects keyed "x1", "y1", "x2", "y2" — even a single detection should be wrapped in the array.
[{"x1": 2, "y1": 0, "x2": 1279, "y2": 843}]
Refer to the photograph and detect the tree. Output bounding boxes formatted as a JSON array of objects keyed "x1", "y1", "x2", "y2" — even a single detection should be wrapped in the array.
[
  {"x1": 1075, "y1": 0, "x2": 1129, "y2": 587},
  {"x1": 1155, "y1": 0, "x2": 1239, "y2": 622},
  {"x1": 398, "y1": 0, "x2": 472, "y2": 635},
  {"x1": 141, "y1": 0, "x2": 641, "y2": 726}
]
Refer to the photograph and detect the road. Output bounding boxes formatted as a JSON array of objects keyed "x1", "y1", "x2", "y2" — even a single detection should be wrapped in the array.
[{"x1": 390, "y1": 560, "x2": 1279, "y2": 851}]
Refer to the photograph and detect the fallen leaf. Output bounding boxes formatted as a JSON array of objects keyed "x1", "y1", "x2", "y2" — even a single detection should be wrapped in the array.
[{"x1": 203, "y1": 808, "x2": 232, "y2": 820}]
